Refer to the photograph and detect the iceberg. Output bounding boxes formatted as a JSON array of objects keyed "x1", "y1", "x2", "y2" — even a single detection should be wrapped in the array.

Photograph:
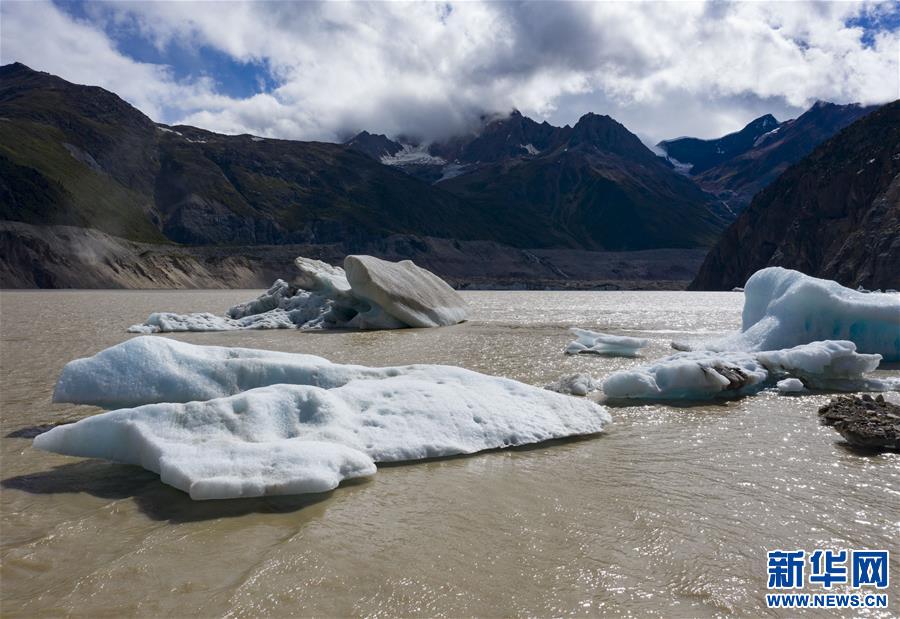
[
  {"x1": 344, "y1": 255, "x2": 468, "y2": 328},
  {"x1": 601, "y1": 340, "x2": 899, "y2": 400},
  {"x1": 679, "y1": 268, "x2": 900, "y2": 361},
  {"x1": 776, "y1": 378, "x2": 806, "y2": 393},
  {"x1": 565, "y1": 328, "x2": 649, "y2": 357},
  {"x1": 40, "y1": 338, "x2": 611, "y2": 498},
  {"x1": 128, "y1": 255, "x2": 467, "y2": 333},
  {"x1": 602, "y1": 351, "x2": 768, "y2": 400},
  {"x1": 545, "y1": 373, "x2": 599, "y2": 396}
]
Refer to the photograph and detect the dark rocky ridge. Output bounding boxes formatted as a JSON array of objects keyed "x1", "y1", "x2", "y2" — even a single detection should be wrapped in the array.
[
  {"x1": 436, "y1": 113, "x2": 729, "y2": 250},
  {"x1": 658, "y1": 114, "x2": 780, "y2": 174},
  {"x1": 690, "y1": 100, "x2": 900, "y2": 291},
  {"x1": 1, "y1": 63, "x2": 726, "y2": 260},
  {"x1": 819, "y1": 394, "x2": 900, "y2": 450},
  {"x1": 661, "y1": 102, "x2": 876, "y2": 213},
  {"x1": 348, "y1": 109, "x2": 731, "y2": 250}
]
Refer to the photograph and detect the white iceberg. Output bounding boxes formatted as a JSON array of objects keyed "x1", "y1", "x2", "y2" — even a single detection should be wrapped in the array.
[
  {"x1": 776, "y1": 378, "x2": 806, "y2": 393},
  {"x1": 602, "y1": 340, "x2": 899, "y2": 400},
  {"x1": 545, "y1": 373, "x2": 599, "y2": 396},
  {"x1": 602, "y1": 351, "x2": 768, "y2": 400},
  {"x1": 565, "y1": 328, "x2": 649, "y2": 357},
  {"x1": 344, "y1": 255, "x2": 468, "y2": 328},
  {"x1": 679, "y1": 268, "x2": 900, "y2": 361},
  {"x1": 128, "y1": 255, "x2": 467, "y2": 333},
  {"x1": 40, "y1": 338, "x2": 611, "y2": 498},
  {"x1": 755, "y1": 340, "x2": 882, "y2": 389}
]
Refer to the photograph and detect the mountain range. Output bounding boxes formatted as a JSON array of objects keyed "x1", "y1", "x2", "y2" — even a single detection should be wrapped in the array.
[
  {"x1": 0, "y1": 62, "x2": 724, "y2": 252},
  {"x1": 658, "y1": 102, "x2": 875, "y2": 212},
  {"x1": 0, "y1": 62, "x2": 893, "y2": 289},
  {"x1": 690, "y1": 100, "x2": 900, "y2": 291}
]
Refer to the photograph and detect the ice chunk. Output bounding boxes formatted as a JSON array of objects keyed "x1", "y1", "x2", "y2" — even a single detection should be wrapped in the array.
[
  {"x1": 36, "y1": 404, "x2": 375, "y2": 500},
  {"x1": 40, "y1": 338, "x2": 611, "y2": 499},
  {"x1": 293, "y1": 257, "x2": 352, "y2": 296},
  {"x1": 128, "y1": 255, "x2": 467, "y2": 333},
  {"x1": 684, "y1": 268, "x2": 900, "y2": 361},
  {"x1": 602, "y1": 351, "x2": 767, "y2": 400},
  {"x1": 127, "y1": 310, "x2": 300, "y2": 333},
  {"x1": 776, "y1": 378, "x2": 806, "y2": 393},
  {"x1": 756, "y1": 340, "x2": 880, "y2": 383},
  {"x1": 602, "y1": 340, "x2": 898, "y2": 401},
  {"x1": 55, "y1": 336, "x2": 378, "y2": 408},
  {"x1": 344, "y1": 255, "x2": 468, "y2": 328},
  {"x1": 545, "y1": 373, "x2": 599, "y2": 396},
  {"x1": 565, "y1": 328, "x2": 649, "y2": 357}
]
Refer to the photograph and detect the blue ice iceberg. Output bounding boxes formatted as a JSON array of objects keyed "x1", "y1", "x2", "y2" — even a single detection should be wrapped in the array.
[{"x1": 680, "y1": 268, "x2": 900, "y2": 361}]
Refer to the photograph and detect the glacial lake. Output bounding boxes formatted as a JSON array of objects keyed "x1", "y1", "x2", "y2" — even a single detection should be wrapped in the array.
[{"x1": 1, "y1": 290, "x2": 898, "y2": 617}]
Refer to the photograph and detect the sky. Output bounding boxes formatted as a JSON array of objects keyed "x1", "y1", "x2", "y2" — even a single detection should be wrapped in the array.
[{"x1": 1, "y1": 1, "x2": 898, "y2": 146}]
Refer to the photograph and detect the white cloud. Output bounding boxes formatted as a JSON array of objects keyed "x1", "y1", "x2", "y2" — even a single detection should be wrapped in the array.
[{"x1": 1, "y1": 1, "x2": 897, "y2": 144}]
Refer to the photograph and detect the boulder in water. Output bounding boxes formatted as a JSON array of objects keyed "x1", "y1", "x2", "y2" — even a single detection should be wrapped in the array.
[{"x1": 818, "y1": 394, "x2": 900, "y2": 450}]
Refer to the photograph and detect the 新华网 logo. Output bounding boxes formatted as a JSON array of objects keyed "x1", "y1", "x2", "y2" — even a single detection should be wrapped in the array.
[{"x1": 765, "y1": 549, "x2": 889, "y2": 609}]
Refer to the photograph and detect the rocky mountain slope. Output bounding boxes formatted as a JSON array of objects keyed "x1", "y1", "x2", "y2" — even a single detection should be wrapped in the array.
[
  {"x1": 1, "y1": 63, "x2": 727, "y2": 257},
  {"x1": 657, "y1": 114, "x2": 780, "y2": 174},
  {"x1": 438, "y1": 113, "x2": 727, "y2": 250},
  {"x1": 659, "y1": 102, "x2": 875, "y2": 213},
  {"x1": 349, "y1": 111, "x2": 728, "y2": 249},
  {"x1": 0, "y1": 63, "x2": 499, "y2": 248},
  {"x1": 689, "y1": 100, "x2": 900, "y2": 291},
  {"x1": 0, "y1": 220, "x2": 706, "y2": 290}
]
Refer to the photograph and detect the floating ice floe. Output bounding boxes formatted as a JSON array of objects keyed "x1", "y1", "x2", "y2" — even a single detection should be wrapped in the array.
[
  {"x1": 776, "y1": 378, "x2": 806, "y2": 393},
  {"x1": 602, "y1": 350, "x2": 767, "y2": 400},
  {"x1": 39, "y1": 337, "x2": 610, "y2": 499},
  {"x1": 676, "y1": 268, "x2": 900, "y2": 361},
  {"x1": 128, "y1": 255, "x2": 467, "y2": 333},
  {"x1": 544, "y1": 373, "x2": 599, "y2": 396},
  {"x1": 565, "y1": 328, "x2": 649, "y2": 357},
  {"x1": 601, "y1": 340, "x2": 899, "y2": 400}
]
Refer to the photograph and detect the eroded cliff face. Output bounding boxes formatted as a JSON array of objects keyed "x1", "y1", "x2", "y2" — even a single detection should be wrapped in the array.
[
  {"x1": 690, "y1": 101, "x2": 900, "y2": 291},
  {"x1": 0, "y1": 221, "x2": 707, "y2": 290}
]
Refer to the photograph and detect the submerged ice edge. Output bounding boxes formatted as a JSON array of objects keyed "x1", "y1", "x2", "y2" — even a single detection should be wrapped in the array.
[{"x1": 40, "y1": 337, "x2": 610, "y2": 499}]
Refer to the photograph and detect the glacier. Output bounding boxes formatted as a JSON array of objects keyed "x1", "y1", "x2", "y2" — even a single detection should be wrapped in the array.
[
  {"x1": 565, "y1": 328, "x2": 649, "y2": 357},
  {"x1": 678, "y1": 268, "x2": 900, "y2": 361},
  {"x1": 601, "y1": 340, "x2": 899, "y2": 400},
  {"x1": 128, "y1": 255, "x2": 467, "y2": 333},
  {"x1": 39, "y1": 337, "x2": 611, "y2": 499}
]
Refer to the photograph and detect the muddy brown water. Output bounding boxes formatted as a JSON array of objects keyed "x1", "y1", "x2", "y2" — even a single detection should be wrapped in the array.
[{"x1": 1, "y1": 290, "x2": 897, "y2": 617}]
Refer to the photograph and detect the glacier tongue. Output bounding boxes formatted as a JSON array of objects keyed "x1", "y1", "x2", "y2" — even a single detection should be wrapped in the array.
[{"x1": 40, "y1": 337, "x2": 611, "y2": 499}]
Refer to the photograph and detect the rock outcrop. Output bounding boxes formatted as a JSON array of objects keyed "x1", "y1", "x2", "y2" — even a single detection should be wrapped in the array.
[{"x1": 818, "y1": 394, "x2": 900, "y2": 450}]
